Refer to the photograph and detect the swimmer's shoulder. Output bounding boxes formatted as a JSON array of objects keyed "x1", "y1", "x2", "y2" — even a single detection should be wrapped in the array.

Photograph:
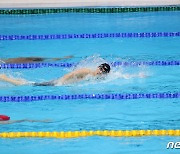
[
  {"x1": 74, "y1": 68, "x2": 92, "y2": 75},
  {"x1": 78, "y1": 68, "x2": 92, "y2": 72}
]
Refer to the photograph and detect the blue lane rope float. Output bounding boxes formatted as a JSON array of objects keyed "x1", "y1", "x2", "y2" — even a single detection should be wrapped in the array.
[
  {"x1": 0, "y1": 61, "x2": 179, "y2": 69},
  {"x1": 0, "y1": 32, "x2": 180, "y2": 41},
  {"x1": 0, "y1": 92, "x2": 179, "y2": 102}
]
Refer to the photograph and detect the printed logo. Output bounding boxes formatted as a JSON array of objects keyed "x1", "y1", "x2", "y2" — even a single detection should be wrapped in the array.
[{"x1": 167, "y1": 142, "x2": 180, "y2": 149}]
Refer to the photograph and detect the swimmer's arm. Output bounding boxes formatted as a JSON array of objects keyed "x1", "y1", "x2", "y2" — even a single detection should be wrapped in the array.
[
  {"x1": 59, "y1": 69, "x2": 90, "y2": 84},
  {"x1": 0, "y1": 74, "x2": 26, "y2": 86},
  {"x1": 0, "y1": 119, "x2": 52, "y2": 125}
]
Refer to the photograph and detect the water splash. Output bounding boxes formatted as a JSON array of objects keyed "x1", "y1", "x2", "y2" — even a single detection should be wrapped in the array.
[
  {"x1": 0, "y1": 60, "x2": 5, "y2": 63},
  {"x1": 60, "y1": 55, "x2": 149, "y2": 87},
  {"x1": 73, "y1": 54, "x2": 107, "y2": 70}
]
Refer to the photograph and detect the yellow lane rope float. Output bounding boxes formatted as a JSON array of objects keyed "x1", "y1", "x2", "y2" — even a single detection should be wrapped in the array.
[{"x1": 0, "y1": 130, "x2": 180, "y2": 138}]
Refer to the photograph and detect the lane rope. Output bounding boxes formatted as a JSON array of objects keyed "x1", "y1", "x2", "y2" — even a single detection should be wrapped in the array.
[
  {"x1": 0, "y1": 92, "x2": 179, "y2": 102},
  {"x1": 0, "y1": 32, "x2": 180, "y2": 41},
  {"x1": 0, "y1": 61, "x2": 180, "y2": 69},
  {"x1": 0, "y1": 6, "x2": 180, "y2": 15},
  {"x1": 0, "y1": 130, "x2": 180, "y2": 138}
]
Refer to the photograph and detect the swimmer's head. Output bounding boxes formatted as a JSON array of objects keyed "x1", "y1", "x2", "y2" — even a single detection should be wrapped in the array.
[{"x1": 96, "y1": 63, "x2": 111, "y2": 75}]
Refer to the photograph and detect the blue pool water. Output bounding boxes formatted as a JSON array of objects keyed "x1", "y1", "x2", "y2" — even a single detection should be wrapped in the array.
[{"x1": 0, "y1": 10, "x2": 180, "y2": 154}]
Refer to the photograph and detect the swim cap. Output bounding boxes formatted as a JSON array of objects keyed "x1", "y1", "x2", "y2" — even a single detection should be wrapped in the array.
[
  {"x1": 98, "y1": 63, "x2": 111, "y2": 74},
  {"x1": 0, "y1": 115, "x2": 10, "y2": 121}
]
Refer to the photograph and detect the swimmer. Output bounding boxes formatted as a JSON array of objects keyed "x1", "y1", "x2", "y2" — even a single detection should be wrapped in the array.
[
  {"x1": 0, "y1": 63, "x2": 146, "y2": 86},
  {"x1": 0, "y1": 56, "x2": 73, "y2": 64},
  {"x1": 0, "y1": 119, "x2": 52, "y2": 125},
  {"x1": 0, "y1": 63, "x2": 110, "y2": 86}
]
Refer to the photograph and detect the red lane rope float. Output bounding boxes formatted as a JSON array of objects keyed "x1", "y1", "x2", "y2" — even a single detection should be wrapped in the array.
[{"x1": 0, "y1": 115, "x2": 10, "y2": 121}]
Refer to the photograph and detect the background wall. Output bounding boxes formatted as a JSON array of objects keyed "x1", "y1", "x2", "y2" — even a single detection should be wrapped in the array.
[{"x1": 0, "y1": 0, "x2": 180, "y2": 8}]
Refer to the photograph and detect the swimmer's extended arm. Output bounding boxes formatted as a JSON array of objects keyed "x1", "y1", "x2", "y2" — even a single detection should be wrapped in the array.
[
  {"x1": 0, "y1": 74, "x2": 26, "y2": 86},
  {"x1": 59, "y1": 68, "x2": 91, "y2": 84},
  {"x1": 0, "y1": 119, "x2": 52, "y2": 125},
  {"x1": 0, "y1": 74, "x2": 55, "y2": 86},
  {"x1": 0, "y1": 68, "x2": 91, "y2": 86}
]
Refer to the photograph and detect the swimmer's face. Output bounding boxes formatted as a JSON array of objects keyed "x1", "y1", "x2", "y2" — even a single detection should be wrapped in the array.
[
  {"x1": 95, "y1": 67, "x2": 109, "y2": 75},
  {"x1": 95, "y1": 67, "x2": 104, "y2": 75}
]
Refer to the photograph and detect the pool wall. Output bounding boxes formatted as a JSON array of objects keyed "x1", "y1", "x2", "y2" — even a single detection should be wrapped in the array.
[{"x1": 0, "y1": 0, "x2": 180, "y2": 8}]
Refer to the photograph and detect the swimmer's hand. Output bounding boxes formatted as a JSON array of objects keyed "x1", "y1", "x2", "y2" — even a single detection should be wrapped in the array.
[
  {"x1": 0, "y1": 74, "x2": 27, "y2": 86},
  {"x1": 0, "y1": 74, "x2": 8, "y2": 80}
]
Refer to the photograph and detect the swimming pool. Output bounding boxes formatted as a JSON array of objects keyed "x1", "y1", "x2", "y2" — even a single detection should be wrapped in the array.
[{"x1": 0, "y1": 7, "x2": 180, "y2": 154}]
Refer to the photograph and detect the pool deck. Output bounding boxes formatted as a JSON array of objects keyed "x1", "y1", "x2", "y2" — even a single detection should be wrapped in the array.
[{"x1": 0, "y1": 0, "x2": 180, "y2": 8}]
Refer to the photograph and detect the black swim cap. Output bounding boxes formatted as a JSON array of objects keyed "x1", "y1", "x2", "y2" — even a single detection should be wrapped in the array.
[{"x1": 98, "y1": 63, "x2": 111, "y2": 74}]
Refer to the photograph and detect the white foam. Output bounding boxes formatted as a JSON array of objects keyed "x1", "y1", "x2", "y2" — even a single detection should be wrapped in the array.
[
  {"x1": 57, "y1": 55, "x2": 149, "y2": 87},
  {"x1": 74, "y1": 54, "x2": 107, "y2": 70}
]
